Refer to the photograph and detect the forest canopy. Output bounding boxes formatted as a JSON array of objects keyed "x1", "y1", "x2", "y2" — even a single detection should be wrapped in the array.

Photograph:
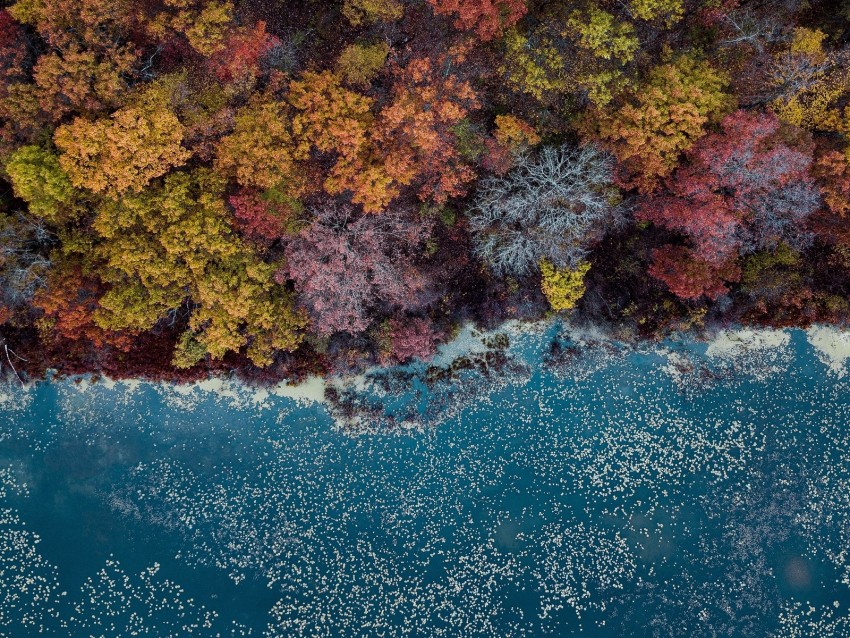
[{"x1": 1, "y1": 0, "x2": 849, "y2": 382}]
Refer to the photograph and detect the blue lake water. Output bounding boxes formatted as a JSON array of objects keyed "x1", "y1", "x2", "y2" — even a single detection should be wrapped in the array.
[{"x1": 2, "y1": 325, "x2": 850, "y2": 637}]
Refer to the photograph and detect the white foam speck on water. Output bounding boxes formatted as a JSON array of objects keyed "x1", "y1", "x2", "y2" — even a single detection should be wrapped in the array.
[
  {"x1": 806, "y1": 325, "x2": 850, "y2": 377},
  {"x1": 0, "y1": 382, "x2": 33, "y2": 412}
]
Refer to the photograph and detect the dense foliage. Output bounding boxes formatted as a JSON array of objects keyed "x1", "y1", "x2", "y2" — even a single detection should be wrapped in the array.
[{"x1": 1, "y1": 0, "x2": 849, "y2": 382}]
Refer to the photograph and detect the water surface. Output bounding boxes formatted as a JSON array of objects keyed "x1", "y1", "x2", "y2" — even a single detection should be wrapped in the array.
[{"x1": 2, "y1": 326, "x2": 850, "y2": 637}]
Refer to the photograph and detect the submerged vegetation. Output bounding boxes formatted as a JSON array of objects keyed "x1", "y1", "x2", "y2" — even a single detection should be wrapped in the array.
[{"x1": 0, "y1": 0, "x2": 849, "y2": 383}]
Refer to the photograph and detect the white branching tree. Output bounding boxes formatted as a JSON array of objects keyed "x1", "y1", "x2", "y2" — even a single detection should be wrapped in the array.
[
  {"x1": 469, "y1": 144, "x2": 621, "y2": 277},
  {"x1": 0, "y1": 214, "x2": 52, "y2": 310}
]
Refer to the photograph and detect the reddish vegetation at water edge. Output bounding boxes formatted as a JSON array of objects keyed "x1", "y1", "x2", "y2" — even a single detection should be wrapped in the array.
[{"x1": 1, "y1": 0, "x2": 850, "y2": 383}]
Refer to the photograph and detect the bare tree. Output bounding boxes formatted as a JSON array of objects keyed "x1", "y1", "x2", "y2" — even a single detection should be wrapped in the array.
[
  {"x1": 469, "y1": 144, "x2": 621, "y2": 277},
  {"x1": 717, "y1": 7, "x2": 787, "y2": 54},
  {"x1": 0, "y1": 214, "x2": 53, "y2": 310}
]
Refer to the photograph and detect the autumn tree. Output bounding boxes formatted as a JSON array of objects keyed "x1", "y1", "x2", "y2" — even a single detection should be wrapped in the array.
[
  {"x1": 648, "y1": 245, "x2": 740, "y2": 301},
  {"x1": 640, "y1": 110, "x2": 820, "y2": 300},
  {"x1": 207, "y1": 21, "x2": 280, "y2": 85},
  {"x1": 214, "y1": 98, "x2": 303, "y2": 191},
  {"x1": 540, "y1": 260, "x2": 590, "y2": 311},
  {"x1": 374, "y1": 55, "x2": 481, "y2": 206},
  {"x1": 342, "y1": 0, "x2": 403, "y2": 26},
  {"x1": 32, "y1": 44, "x2": 136, "y2": 120},
  {"x1": 283, "y1": 204, "x2": 432, "y2": 336},
  {"x1": 469, "y1": 144, "x2": 620, "y2": 276},
  {"x1": 287, "y1": 70, "x2": 390, "y2": 210},
  {"x1": 9, "y1": 0, "x2": 135, "y2": 50},
  {"x1": 54, "y1": 82, "x2": 191, "y2": 194},
  {"x1": 768, "y1": 27, "x2": 850, "y2": 139},
  {"x1": 379, "y1": 316, "x2": 439, "y2": 364},
  {"x1": 33, "y1": 259, "x2": 133, "y2": 351},
  {"x1": 144, "y1": 0, "x2": 234, "y2": 55},
  {"x1": 483, "y1": 114, "x2": 540, "y2": 174},
  {"x1": 500, "y1": 27, "x2": 567, "y2": 102},
  {"x1": 427, "y1": 0, "x2": 526, "y2": 41},
  {"x1": 87, "y1": 169, "x2": 305, "y2": 366},
  {"x1": 0, "y1": 10, "x2": 27, "y2": 86},
  {"x1": 336, "y1": 42, "x2": 389, "y2": 89},
  {"x1": 228, "y1": 188, "x2": 302, "y2": 245},
  {"x1": 584, "y1": 53, "x2": 732, "y2": 192},
  {"x1": 813, "y1": 149, "x2": 850, "y2": 218},
  {"x1": 565, "y1": 6, "x2": 639, "y2": 104},
  {"x1": 629, "y1": 0, "x2": 682, "y2": 24}
]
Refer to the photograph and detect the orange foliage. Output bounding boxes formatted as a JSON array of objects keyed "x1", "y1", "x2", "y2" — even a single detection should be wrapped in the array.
[
  {"x1": 813, "y1": 150, "x2": 850, "y2": 217},
  {"x1": 54, "y1": 98, "x2": 190, "y2": 194},
  {"x1": 34, "y1": 263, "x2": 134, "y2": 351},
  {"x1": 33, "y1": 44, "x2": 136, "y2": 119},
  {"x1": 374, "y1": 55, "x2": 480, "y2": 204},
  {"x1": 287, "y1": 71, "x2": 394, "y2": 211}
]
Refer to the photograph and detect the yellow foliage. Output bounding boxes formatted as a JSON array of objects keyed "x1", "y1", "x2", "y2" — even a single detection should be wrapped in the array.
[
  {"x1": 7, "y1": 0, "x2": 44, "y2": 25},
  {"x1": 791, "y1": 27, "x2": 827, "y2": 59},
  {"x1": 629, "y1": 0, "x2": 683, "y2": 24},
  {"x1": 91, "y1": 169, "x2": 306, "y2": 365},
  {"x1": 214, "y1": 99, "x2": 303, "y2": 191},
  {"x1": 342, "y1": 0, "x2": 403, "y2": 26},
  {"x1": 567, "y1": 8, "x2": 638, "y2": 63},
  {"x1": 336, "y1": 42, "x2": 389, "y2": 88},
  {"x1": 5, "y1": 145, "x2": 79, "y2": 224},
  {"x1": 500, "y1": 28, "x2": 567, "y2": 101},
  {"x1": 148, "y1": 0, "x2": 233, "y2": 55},
  {"x1": 770, "y1": 29, "x2": 850, "y2": 136},
  {"x1": 494, "y1": 114, "x2": 540, "y2": 150},
  {"x1": 540, "y1": 260, "x2": 591, "y2": 312}
]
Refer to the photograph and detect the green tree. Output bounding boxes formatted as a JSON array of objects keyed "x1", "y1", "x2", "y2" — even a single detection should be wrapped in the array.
[{"x1": 5, "y1": 145, "x2": 79, "y2": 224}]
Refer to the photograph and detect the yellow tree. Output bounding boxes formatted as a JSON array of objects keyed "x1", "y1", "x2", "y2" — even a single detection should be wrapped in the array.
[
  {"x1": 214, "y1": 98, "x2": 304, "y2": 192},
  {"x1": 341, "y1": 0, "x2": 403, "y2": 26},
  {"x1": 5, "y1": 145, "x2": 80, "y2": 224},
  {"x1": 336, "y1": 42, "x2": 389, "y2": 89},
  {"x1": 89, "y1": 169, "x2": 305, "y2": 366},
  {"x1": 540, "y1": 260, "x2": 591, "y2": 311},
  {"x1": 769, "y1": 28, "x2": 850, "y2": 146},
  {"x1": 584, "y1": 53, "x2": 732, "y2": 192},
  {"x1": 54, "y1": 84, "x2": 191, "y2": 194}
]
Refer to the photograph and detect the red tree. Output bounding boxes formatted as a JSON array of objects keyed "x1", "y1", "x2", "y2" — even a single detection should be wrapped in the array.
[
  {"x1": 640, "y1": 110, "x2": 819, "y2": 265},
  {"x1": 381, "y1": 316, "x2": 440, "y2": 364},
  {"x1": 427, "y1": 0, "x2": 526, "y2": 40},
  {"x1": 208, "y1": 21, "x2": 280, "y2": 83},
  {"x1": 649, "y1": 245, "x2": 741, "y2": 301},
  {"x1": 639, "y1": 110, "x2": 819, "y2": 300},
  {"x1": 228, "y1": 189, "x2": 298, "y2": 245}
]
